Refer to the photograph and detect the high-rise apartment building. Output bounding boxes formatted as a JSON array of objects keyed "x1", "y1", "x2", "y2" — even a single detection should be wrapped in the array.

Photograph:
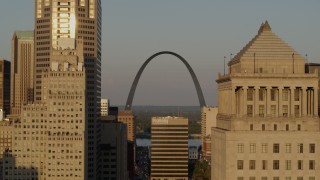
[
  {"x1": 11, "y1": 31, "x2": 34, "y2": 115},
  {"x1": 150, "y1": 116, "x2": 188, "y2": 180},
  {"x1": 212, "y1": 21, "x2": 320, "y2": 180},
  {"x1": 201, "y1": 106, "x2": 217, "y2": 160},
  {"x1": 101, "y1": 98, "x2": 109, "y2": 116},
  {"x1": 0, "y1": 59, "x2": 10, "y2": 115},
  {"x1": 34, "y1": 1, "x2": 101, "y2": 178},
  {"x1": 118, "y1": 110, "x2": 136, "y2": 142}
]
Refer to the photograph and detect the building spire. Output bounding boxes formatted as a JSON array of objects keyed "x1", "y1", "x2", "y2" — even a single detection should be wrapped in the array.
[{"x1": 258, "y1": 20, "x2": 272, "y2": 34}]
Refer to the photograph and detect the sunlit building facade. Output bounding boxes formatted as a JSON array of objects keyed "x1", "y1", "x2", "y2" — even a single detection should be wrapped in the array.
[
  {"x1": 0, "y1": 59, "x2": 10, "y2": 115},
  {"x1": 201, "y1": 106, "x2": 217, "y2": 160},
  {"x1": 212, "y1": 21, "x2": 320, "y2": 180}
]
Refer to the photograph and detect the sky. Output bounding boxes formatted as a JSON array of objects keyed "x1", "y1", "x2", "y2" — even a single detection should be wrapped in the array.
[{"x1": 0, "y1": 1, "x2": 320, "y2": 106}]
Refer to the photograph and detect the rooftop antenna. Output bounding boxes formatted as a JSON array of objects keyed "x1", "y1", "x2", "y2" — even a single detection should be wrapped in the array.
[
  {"x1": 229, "y1": 53, "x2": 233, "y2": 73},
  {"x1": 305, "y1": 54, "x2": 309, "y2": 73},
  {"x1": 254, "y1": 53, "x2": 256, "y2": 73},
  {"x1": 292, "y1": 53, "x2": 295, "y2": 74},
  {"x1": 224, "y1": 56, "x2": 226, "y2": 75}
]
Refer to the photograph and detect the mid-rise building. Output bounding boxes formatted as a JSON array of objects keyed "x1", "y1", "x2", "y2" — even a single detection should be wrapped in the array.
[
  {"x1": 118, "y1": 110, "x2": 136, "y2": 143},
  {"x1": 212, "y1": 21, "x2": 320, "y2": 180},
  {"x1": 150, "y1": 116, "x2": 188, "y2": 180},
  {"x1": 34, "y1": 1, "x2": 101, "y2": 178},
  {"x1": 100, "y1": 120, "x2": 128, "y2": 180},
  {"x1": 189, "y1": 146, "x2": 198, "y2": 160},
  {"x1": 201, "y1": 106, "x2": 217, "y2": 160},
  {"x1": 0, "y1": 59, "x2": 10, "y2": 115},
  {"x1": 10, "y1": 31, "x2": 34, "y2": 115},
  {"x1": 101, "y1": 99, "x2": 109, "y2": 116}
]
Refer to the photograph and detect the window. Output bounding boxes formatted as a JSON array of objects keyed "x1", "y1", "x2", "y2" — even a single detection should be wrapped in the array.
[
  {"x1": 286, "y1": 124, "x2": 289, "y2": 131},
  {"x1": 247, "y1": 105, "x2": 253, "y2": 117},
  {"x1": 273, "y1": 144, "x2": 279, "y2": 153},
  {"x1": 285, "y1": 160, "x2": 291, "y2": 170},
  {"x1": 283, "y1": 89, "x2": 289, "y2": 101},
  {"x1": 286, "y1": 143, "x2": 291, "y2": 153},
  {"x1": 262, "y1": 177, "x2": 267, "y2": 180},
  {"x1": 273, "y1": 160, "x2": 279, "y2": 170},
  {"x1": 249, "y1": 177, "x2": 255, "y2": 180},
  {"x1": 237, "y1": 160, "x2": 243, "y2": 170},
  {"x1": 271, "y1": 88, "x2": 276, "y2": 101},
  {"x1": 237, "y1": 177, "x2": 244, "y2": 180},
  {"x1": 262, "y1": 160, "x2": 267, "y2": 170},
  {"x1": 238, "y1": 144, "x2": 244, "y2": 153},
  {"x1": 262, "y1": 124, "x2": 265, "y2": 131},
  {"x1": 309, "y1": 160, "x2": 315, "y2": 170},
  {"x1": 250, "y1": 143, "x2": 256, "y2": 153},
  {"x1": 262, "y1": 144, "x2": 268, "y2": 153},
  {"x1": 283, "y1": 105, "x2": 288, "y2": 117},
  {"x1": 297, "y1": 177, "x2": 303, "y2": 180},
  {"x1": 285, "y1": 178, "x2": 291, "y2": 180},
  {"x1": 259, "y1": 105, "x2": 264, "y2": 117},
  {"x1": 274, "y1": 124, "x2": 277, "y2": 131},
  {"x1": 297, "y1": 124, "x2": 301, "y2": 131},
  {"x1": 295, "y1": 105, "x2": 300, "y2": 117},
  {"x1": 309, "y1": 144, "x2": 315, "y2": 153},
  {"x1": 273, "y1": 178, "x2": 279, "y2": 180},
  {"x1": 247, "y1": 88, "x2": 254, "y2": 101},
  {"x1": 249, "y1": 160, "x2": 255, "y2": 170},
  {"x1": 309, "y1": 177, "x2": 315, "y2": 180},
  {"x1": 259, "y1": 88, "x2": 265, "y2": 101},
  {"x1": 271, "y1": 105, "x2": 276, "y2": 116},
  {"x1": 298, "y1": 160, "x2": 303, "y2": 170},
  {"x1": 298, "y1": 144, "x2": 303, "y2": 153},
  {"x1": 250, "y1": 124, "x2": 253, "y2": 131},
  {"x1": 294, "y1": 88, "x2": 300, "y2": 101}
]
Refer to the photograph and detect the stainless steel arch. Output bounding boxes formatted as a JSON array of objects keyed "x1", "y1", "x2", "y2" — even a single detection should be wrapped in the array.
[{"x1": 125, "y1": 51, "x2": 206, "y2": 110}]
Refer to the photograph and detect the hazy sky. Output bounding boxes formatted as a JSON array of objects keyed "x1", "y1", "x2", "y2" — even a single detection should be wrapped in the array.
[{"x1": 0, "y1": 1, "x2": 320, "y2": 106}]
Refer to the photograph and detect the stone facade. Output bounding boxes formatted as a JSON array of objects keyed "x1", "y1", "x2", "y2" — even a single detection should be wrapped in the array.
[
  {"x1": 201, "y1": 106, "x2": 217, "y2": 160},
  {"x1": 212, "y1": 21, "x2": 320, "y2": 180}
]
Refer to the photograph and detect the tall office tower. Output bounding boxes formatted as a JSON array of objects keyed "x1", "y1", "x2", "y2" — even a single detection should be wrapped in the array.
[
  {"x1": 11, "y1": 31, "x2": 34, "y2": 115},
  {"x1": 0, "y1": 59, "x2": 10, "y2": 115},
  {"x1": 101, "y1": 98, "x2": 109, "y2": 116},
  {"x1": 150, "y1": 116, "x2": 188, "y2": 180},
  {"x1": 201, "y1": 106, "x2": 217, "y2": 161},
  {"x1": 3, "y1": 39, "x2": 87, "y2": 180},
  {"x1": 34, "y1": 1, "x2": 101, "y2": 178},
  {"x1": 100, "y1": 120, "x2": 128, "y2": 180},
  {"x1": 212, "y1": 21, "x2": 320, "y2": 180}
]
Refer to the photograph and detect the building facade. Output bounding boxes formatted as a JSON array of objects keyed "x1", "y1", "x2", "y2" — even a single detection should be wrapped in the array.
[
  {"x1": 201, "y1": 106, "x2": 217, "y2": 160},
  {"x1": 11, "y1": 31, "x2": 35, "y2": 115},
  {"x1": 150, "y1": 116, "x2": 188, "y2": 180},
  {"x1": 101, "y1": 98, "x2": 109, "y2": 116},
  {"x1": 0, "y1": 59, "x2": 10, "y2": 115},
  {"x1": 212, "y1": 21, "x2": 320, "y2": 180},
  {"x1": 34, "y1": 1, "x2": 101, "y2": 178}
]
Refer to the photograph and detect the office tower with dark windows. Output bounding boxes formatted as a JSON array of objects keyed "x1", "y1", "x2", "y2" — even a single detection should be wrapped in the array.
[
  {"x1": 0, "y1": 59, "x2": 11, "y2": 115},
  {"x1": 11, "y1": 31, "x2": 35, "y2": 115},
  {"x1": 212, "y1": 21, "x2": 320, "y2": 180},
  {"x1": 150, "y1": 116, "x2": 188, "y2": 180},
  {"x1": 34, "y1": 1, "x2": 101, "y2": 179}
]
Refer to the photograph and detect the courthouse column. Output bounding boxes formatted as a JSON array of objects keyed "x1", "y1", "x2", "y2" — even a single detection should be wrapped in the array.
[{"x1": 302, "y1": 87, "x2": 307, "y2": 116}]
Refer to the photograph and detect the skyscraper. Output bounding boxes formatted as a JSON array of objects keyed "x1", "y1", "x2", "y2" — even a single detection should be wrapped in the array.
[
  {"x1": 212, "y1": 21, "x2": 320, "y2": 180},
  {"x1": 11, "y1": 31, "x2": 34, "y2": 115},
  {"x1": 101, "y1": 98, "x2": 109, "y2": 116},
  {"x1": 34, "y1": 1, "x2": 101, "y2": 178},
  {"x1": 0, "y1": 58, "x2": 10, "y2": 115},
  {"x1": 201, "y1": 106, "x2": 217, "y2": 160},
  {"x1": 150, "y1": 116, "x2": 188, "y2": 180}
]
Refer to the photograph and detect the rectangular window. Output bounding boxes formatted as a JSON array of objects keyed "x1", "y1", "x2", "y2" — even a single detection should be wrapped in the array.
[
  {"x1": 283, "y1": 89, "x2": 289, "y2": 101},
  {"x1": 271, "y1": 88, "x2": 276, "y2": 101},
  {"x1": 298, "y1": 144, "x2": 303, "y2": 153},
  {"x1": 273, "y1": 160, "x2": 279, "y2": 170},
  {"x1": 259, "y1": 105, "x2": 264, "y2": 117},
  {"x1": 283, "y1": 105, "x2": 288, "y2": 117},
  {"x1": 285, "y1": 160, "x2": 291, "y2": 170},
  {"x1": 247, "y1": 105, "x2": 253, "y2": 117},
  {"x1": 273, "y1": 178, "x2": 279, "y2": 180},
  {"x1": 250, "y1": 143, "x2": 256, "y2": 153},
  {"x1": 298, "y1": 160, "x2": 303, "y2": 170},
  {"x1": 237, "y1": 160, "x2": 243, "y2": 170},
  {"x1": 271, "y1": 105, "x2": 276, "y2": 116},
  {"x1": 309, "y1": 144, "x2": 315, "y2": 153},
  {"x1": 249, "y1": 177, "x2": 255, "y2": 180},
  {"x1": 262, "y1": 144, "x2": 268, "y2": 153},
  {"x1": 261, "y1": 177, "x2": 267, "y2": 180},
  {"x1": 309, "y1": 177, "x2": 315, "y2": 180},
  {"x1": 247, "y1": 88, "x2": 254, "y2": 101},
  {"x1": 238, "y1": 144, "x2": 244, "y2": 153},
  {"x1": 285, "y1": 178, "x2": 291, "y2": 180},
  {"x1": 309, "y1": 160, "x2": 315, "y2": 170},
  {"x1": 273, "y1": 144, "x2": 279, "y2": 153},
  {"x1": 262, "y1": 160, "x2": 267, "y2": 170},
  {"x1": 294, "y1": 88, "x2": 300, "y2": 101},
  {"x1": 297, "y1": 178, "x2": 303, "y2": 180},
  {"x1": 237, "y1": 177, "x2": 244, "y2": 180},
  {"x1": 259, "y1": 88, "x2": 265, "y2": 101},
  {"x1": 295, "y1": 105, "x2": 300, "y2": 117},
  {"x1": 249, "y1": 160, "x2": 255, "y2": 170},
  {"x1": 286, "y1": 143, "x2": 291, "y2": 153}
]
